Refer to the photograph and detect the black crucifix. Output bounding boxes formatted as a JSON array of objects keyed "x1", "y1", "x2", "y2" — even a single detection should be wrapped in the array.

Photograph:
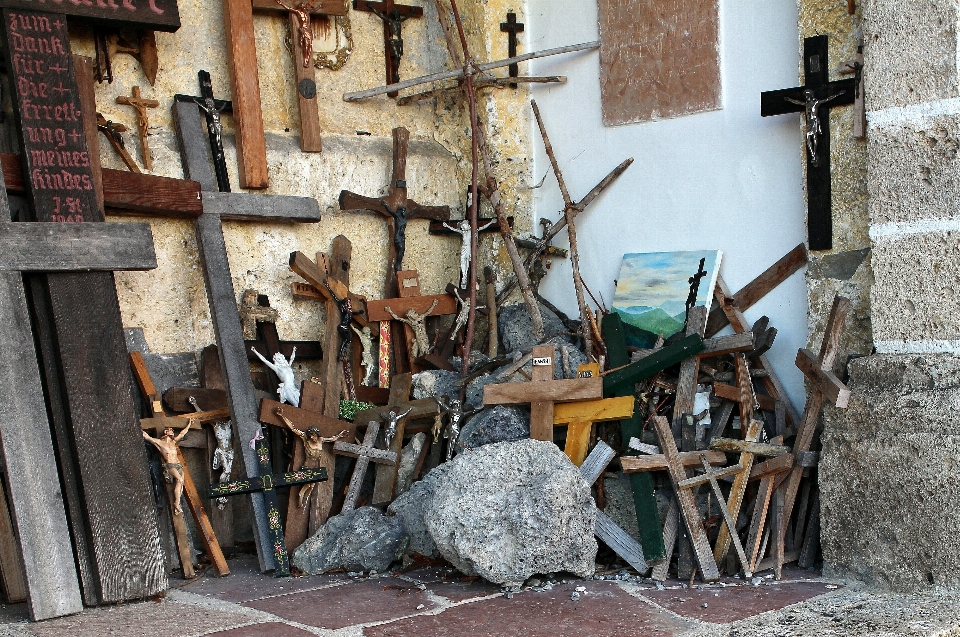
[
  {"x1": 209, "y1": 436, "x2": 327, "y2": 577},
  {"x1": 761, "y1": 35, "x2": 855, "y2": 251},
  {"x1": 0, "y1": 0, "x2": 179, "y2": 609},
  {"x1": 353, "y1": 0, "x2": 423, "y2": 98},
  {"x1": 174, "y1": 71, "x2": 233, "y2": 193},
  {"x1": 500, "y1": 11, "x2": 523, "y2": 88},
  {"x1": 338, "y1": 126, "x2": 450, "y2": 296}
]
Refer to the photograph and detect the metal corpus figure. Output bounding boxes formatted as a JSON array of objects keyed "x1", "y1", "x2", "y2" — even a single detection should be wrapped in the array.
[
  {"x1": 784, "y1": 88, "x2": 845, "y2": 167},
  {"x1": 381, "y1": 199, "x2": 410, "y2": 271},
  {"x1": 370, "y1": 6, "x2": 411, "y2": 83},
  {"x1": 274, "y1": 0, "x2": 325, "y2": 68},
  {"x1": 324, "y1": 281, "x2": 360, "y2": 361},
  {"x1": 436, "y1": 397, "x2": 481, "y2": 461}
]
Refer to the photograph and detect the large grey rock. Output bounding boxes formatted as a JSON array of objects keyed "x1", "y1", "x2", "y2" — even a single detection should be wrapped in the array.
[
  {"x1": 426, "y1": 439, "x2": 597, "y2": 586},
  {"x1": 411, "y1": 369, "x2": 460, "y2": 403},
  {"x1": 292, "y1": 507, "x2": 408, "y2": 574},
  {"x1": 499, "y1": 303, "x2": 567, "y2": 352},
  {"x1": 458, "y1": 405, "x2": 529, "y2": 450},
  {"x1": 387, "y1": 463, "x2": 454, "y2": 558}
]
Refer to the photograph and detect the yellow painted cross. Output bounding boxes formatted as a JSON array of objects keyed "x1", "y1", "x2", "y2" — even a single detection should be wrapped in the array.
[{"x1": 553, "y1": 364, "x2": 635, "y2": 466}]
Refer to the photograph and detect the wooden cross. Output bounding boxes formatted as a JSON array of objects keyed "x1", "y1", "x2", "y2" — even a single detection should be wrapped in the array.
[
  {"x1": 837, "y1": 41, "x2": 866, "y2": 139},
  {"x1": 96, "y1": 114, "x2": 141, "y2": 173},
  {"x1": 365, "y1": 270, "x2": 458, "y2": 374},
  {"x1": 483, "y1": 345, "x2": 603, "y2": 441},
  {"x1": 257, "y1": 395, "x2": 355, "y2": 548},
  {"x1": 552, "y1": 364, "x2": 634, "y2": 466},
  {"x1": 353, "y1": 0, "x2": 424, "y2": 97},
  {"x1": 248, "y1": 0, "x2": 348, "y2": 152},
  {"x1": 650, "y1": 415, "x2": 720, "y2": 581},
  {"x1": 338, "y1": 127, "x2": 451, "y2": 291},
  {"x1": 579, "y1": 441, "x2": 648, "y2": 574},
  {"x1": 209, "y1": 437, "x2": 328, "y2": 577},
  {"x1": 168, "y1": 98, "x2": 321, "y2": 573},
  {"x1": 174, "y1": 72, "x2": 234, "y2": 192},
  {"x1": 761, "y1": 35, "x2": 856, "y2": 250},
  {"x1": 115, "y1": 86, "x2": 159, "y2": 170},
  {"x1": 694, "y1": 454, "x2": 753, "y2": 578},
  {"x1": 132, "y1": 353, "x2": 230, "y2": 579},
  {"x1": 711, "y1": 419, "x2": 763, "y2": 572},
  {"x1": 0, "y1": 1, "x2": 181, "y2": 607},
  {"x1": 334, "y1": 420, "x2": 398, "y2": 511},
  {"x1": 500, "y1": 11, "x2": 524, "y2": 87}
]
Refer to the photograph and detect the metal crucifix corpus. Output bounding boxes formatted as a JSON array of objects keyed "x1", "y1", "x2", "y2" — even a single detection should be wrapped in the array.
[
  {"x1": 761, "y1": 36, "x2": 855, "y2": 251},
  {"x1": 174, "y1": 71, "x2": 233, "y2": 192},
  {"x1": 338, "y1": 127, "x2": 451, "y2": 293},
  {"x1": 353, "y1": 0, "x2": 423, "y2": 97},
  {"x1": 116, "y1": 86, "x2": 159, "y2": 170}
]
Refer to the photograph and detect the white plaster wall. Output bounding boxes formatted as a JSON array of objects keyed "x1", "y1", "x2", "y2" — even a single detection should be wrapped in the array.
[{"x1": 527, "y1": 0, "x2": 808, "y2": 410}]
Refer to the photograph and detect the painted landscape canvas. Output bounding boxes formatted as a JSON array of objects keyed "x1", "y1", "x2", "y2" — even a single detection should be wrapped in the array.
[{"x1": 612, "y1": 250, "x2": 723, "y2": 348}]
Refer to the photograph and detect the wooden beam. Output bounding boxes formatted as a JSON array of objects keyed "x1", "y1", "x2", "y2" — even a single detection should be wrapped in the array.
[
  {"x1": 677, "y1": 463, "x2": 743, "y2": 488},
  {"x1": 366, "y1": 293, "x2": 457, "y2": 322},
  {"x1": 712, "y1": 420, "x2": 762, "y2": 567},
  {"x1": 796, "y1": 348, "x2": 851, "y2": 408},
  {"x1": 710, "y1": 438, "x2": 790, "y2": 457},
  {"x1": 602, "y1": 334, "x2": 705, "y2": 395},
  {"x1": 251, "y1": 0, "x2": 347, "y2": 13},
  {"x1": 0, "y1": 223, "x2": 156, "y2": 271},
  {"x1": 699, "y1": 331, "x2": 754, "y2": 357},
  {"x1": 621, "y1": 451, "x2": 727, "y2": 473},
  {"x1": 749, "y1": 453, "x2": 794, "y2": 480},
  {"x1": 483, "y1": 377, "x2": 603, "y2": 406},
  {"x1": 712, "y1": 382, "x2": 777, "y2": 412}
]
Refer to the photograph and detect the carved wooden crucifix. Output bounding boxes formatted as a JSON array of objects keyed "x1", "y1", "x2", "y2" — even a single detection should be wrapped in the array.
[
  {"x1": 167, "y1": 98, "x2": 321, "y2": 573},
  {"x1": 116, "y1": 86, "x2": 159, "y2": 170},
  {"x1": 761, "y1": 35, "x2": 856, "y2": 251},
  {"x1": 353, "y1": 0, "x2": 424, "y2": 97}
]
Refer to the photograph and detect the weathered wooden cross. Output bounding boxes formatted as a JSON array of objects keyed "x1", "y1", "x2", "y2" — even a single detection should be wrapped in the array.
[
  {"x1": 483, "y1": 345, "x2": 603, "y2": 441},
  {"x1": 500, "y1": 11, "x2": 524, "y2": 86},
  {"x1": 353, "y1": 0, "x2": 424, "y2": 97},
  {"x1": 334, "y1": 420, "x2": 399, "y2": 511},
  {"x1": 761, "y1": 35, "x2": 856, "y2": 251},
  {"x1": 0, "y1": 0, "x2": 181, "y2": 608},
  {"x1": 168, "y1": 97, "x2": 322, "y2": 573},
  {"x1": 552, "y1": 364, "x2": 634, "y2": 466},
  {"x1": 115, "y1": 86, "x2": 159, "y2": 170}
]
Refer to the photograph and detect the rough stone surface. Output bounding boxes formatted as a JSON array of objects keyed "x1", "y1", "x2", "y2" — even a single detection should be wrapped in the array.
[
  {"x1": 387, "y1": 463, "x2": 453, "y2": 559},
  {"x1": 821, "y1": 354, "x2": 960, "y2": 591},
  {"x1": 867, "y1": 116, "x2": 960, "y2": 225},
  {"x1": 863, "y1": 0, "x2": 960, "y2": 110},
  {"x1": 426, "y1": 439, "x2": 597, "y2": 586},
  {"x1": 292, "y1": 507, "x2": 408, "y2": 574},
  {"x1": 458, "y1": 405, "x2": 530, "y2": 451},
  {"x1": 601, "y1": 473, "x2": 642, "y2": 544},
  {"x1": 870, "y1": 231, "x2": 960, "y2": 344},
  {"x1": 395, "y1": 433, "x2": 427, "y2": 497},
  {"x1": 412, "y1": 370, "x2": 461, "y2": 404},
  {"x1": 498, "y1": 303, "x2": 568, "y2": 353}
]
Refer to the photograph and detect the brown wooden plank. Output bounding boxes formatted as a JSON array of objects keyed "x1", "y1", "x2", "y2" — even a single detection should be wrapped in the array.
[
  {"x1": 712, "y1": 420, "x2": 762, "y2": 566},
  {"x1": 483, "y1": 377, "x2": 603, "y2": 406},
  {"x1": 252, "y1": 0, "x2": 346, "y2": 14},
  {"x1": 705, "y1": 244, "x2": 807, "y2": 338},
  {"x1": 712, "y1": 382, "x2": 777, "y2": 413},
  {"x1": 620, "y1": 451, "x2": 727, "y2": 472},
  {"x1": 698, "y1": 454, "x2": 752, "y2": 577},
  {"x1": 672, "y1": 306, "x2": 707, "y2": 436},
  {"x1": 288, "y1": 11, "x2": 322, "y2": 153},
  {"x1": 372, "y1": 373, "x2": 413, "y2": 506},
  {"x1": 796, "y1": 348, "x2": 851, "y2": 408},
  {"x1": 710, "y1": 438, "x2": 790, "y2": 457},
  {"x1": 0, "y1": 479, "x2": 27, "y2": 603},
  {"x1": 749, "y1": 453, "x2": 794, "y2": 480},
  {"x1": 0, "y1": 0, "x2": 181, "y2": 30},
  {"x1": 366, "y1": 293, "x2": 458, "y2": 322},
  {"x1": 530, "y1": 345, "x2": 557, "y2": 442},
  {"x1": 650, "y1": 497, "x2": 678, "y2": 581},
  {"x1": 699, "y1": 331, "x2": 754, "y2": 357},
  {"x1": 258, "y1": 399, "x2": 355, "y2": 439},
  {"x1": 74, "y1": 55, "x2": 104, "y2": 215},
  {"x1": 676, "y1": 463, "x2": 743, "y2": 488},
  {"x1": 222, "y1": 0, "x2": 269, "y2": 188},
  {"x1": 164, "y1": 387, "x2": 228, "y2": 412},
  {"x1": 651, "y1": 415, "x2": 719, "y2": 581},
  {"x1": 553, "y1": 395, "x2": 635, "y2": 423},
  {"x1": 177, "y1": 448, "x2": 229, "y2": 576},
  {"x1": 745, "y1": 473, "x2": 775, "y2": 572}
]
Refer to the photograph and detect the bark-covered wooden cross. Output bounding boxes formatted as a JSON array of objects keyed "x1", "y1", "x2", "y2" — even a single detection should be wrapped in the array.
[
  {"x1": 761, "y1": 36, "x2": 856, "y2": 251},
  {"x1": 338, "y1": 127, "x2": 451, "y2": 293}
]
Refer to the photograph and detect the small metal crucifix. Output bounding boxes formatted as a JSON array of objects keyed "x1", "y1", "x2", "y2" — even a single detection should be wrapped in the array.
[
  {"x1": 761, "y1": 36, "x2": 855, "y2": 251},
  {"x1": 353, "y1": 0, "x2": 424, "y2": 97}
]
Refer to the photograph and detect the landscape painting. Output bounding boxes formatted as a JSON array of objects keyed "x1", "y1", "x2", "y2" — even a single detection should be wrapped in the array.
[{"x1": 612, "y1": 250, "x2": 722, "y2": 349}]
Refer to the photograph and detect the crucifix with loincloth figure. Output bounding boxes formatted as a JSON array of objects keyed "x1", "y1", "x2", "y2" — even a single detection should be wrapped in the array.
[
  {"x1": 115, "y1": 86, "x2": 159, "y2": 170},
  {"x1": 761, "y1": 35, "x2": 856, "y2": 251},
  {"x1": 353, "y1": 0, "x2": 424, "y2": 97},
  {"x1": 0, "y1": 0, "x2": 184, "y2": 610},
  {"x1": 163, "y1": 95, "x2": 323, "y2": 574}
]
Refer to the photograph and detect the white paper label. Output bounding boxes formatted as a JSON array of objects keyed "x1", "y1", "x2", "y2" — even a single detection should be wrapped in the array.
[{"x1": 532, "y1": 357, "x2": 552, "y2": 366}]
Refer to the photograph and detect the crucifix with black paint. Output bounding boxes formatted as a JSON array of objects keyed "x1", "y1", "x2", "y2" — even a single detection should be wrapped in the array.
[
  {"x1": 174, "y1": 71, "x2": 233, "y2": 193},
  {"x1": 353, "y1": 0, "x2": 423, "y2": 97},
  {"x1": 499, "y1": 11, "x2": 524, "y2": 87},
  {"x1": 761, "y1": 35, "x2": 855, "y2": 251}
]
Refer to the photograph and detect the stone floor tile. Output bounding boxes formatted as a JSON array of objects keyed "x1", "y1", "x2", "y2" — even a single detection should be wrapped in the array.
[
  {"x1": 178, "y1": 554, "x2": 348, "y2": 603},
  {"x1": 641, "y1": 581, "x2": 834, "y2": 623},
  {"x1": 22, "y1": 599, "x2": 251, "y2": 637},
  {"x1": 244, "y1": 577, "x2": 438, "y2": 629},
  {"x1": 202, "y1": 622, "x2": 316, "y2": 636},
  {"x1": 424, "y1": 577, "x2": 501, "y2": 602},
  {"x1": 364, "y1": 581, "x2": 694, "y2": 637}
]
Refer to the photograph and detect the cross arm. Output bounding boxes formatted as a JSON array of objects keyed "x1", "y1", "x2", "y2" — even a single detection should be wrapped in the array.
[
  {"x1": 366, "y1": 293, "x2": 457, "y2": 322},
  {"x1": 483, "y1": 377, "x2": 602, "y2": 406},
  {"x1": 760, "y1": 78, "x2": 856, "y2": 117},
  {"x1": 353, "y1": 0, "x2": 422, "y2": 17},
  {"x1": 406, "y1": 201, "x2": 451, "y2": 221},
  {"x1": 289, "y1": 251, "x2": 368, "y2": 323},
  {"x1": 258, "y1": 398, "x2": 356, "y2": 438},
  {"x1": 795, "y1": 348, "x2": 851, "y2": 408},
  {"x1": 677, "y1": 463, "x2": 744, "y2": 489},
  {"x1": 749, "y1": 453, "x2": 794, "y2": 481},
  {"x1": 173, "y1": 94, "x2": 233, "y2": 113},
  {"x1": 553, "y1": 395, "x2": 634, "y2": 425},
  {"x1": 208, "y1": 467, "x2": 328, "y2": 498},
  {"x1": 253, "y1": 0, "x2": 348, "y2": 15},
  {"x1": 201, "y1": 192, "x2": 320, "y2": 223},
  {"x1": 710, "y1": 437, "x2": 791, "y2": 457},
  {"x1": 0, "y1": 222, "x2": 157, "y2": 271},
  {"x1": 620, "y1": 451, "x2": 727, "y2": 473},
  {"x1": 698, "y1": 331, "x2": 754, "y2": 357},
  {"x1": 338, "y1": 190, "x2": 386, "y2": 216},
  {"x1": 351, "y1": 398, "x2": 438, "y2": 425},
  {"x1": 332, "y1": 441, "x2": 397, "y2": 465}
]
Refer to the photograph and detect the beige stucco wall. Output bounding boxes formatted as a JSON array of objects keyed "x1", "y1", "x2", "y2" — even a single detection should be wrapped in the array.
[{"x1": 65, "y1": 0, "x2": 532, "y2": 358}]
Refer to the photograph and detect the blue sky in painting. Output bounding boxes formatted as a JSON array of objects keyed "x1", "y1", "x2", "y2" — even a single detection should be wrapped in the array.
[{"x1": 613, "y1": 251, "x2": 722, "y2": 311}]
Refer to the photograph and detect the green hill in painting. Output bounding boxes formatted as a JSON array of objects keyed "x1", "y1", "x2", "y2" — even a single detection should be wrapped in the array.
[{"x1": 617, "y1": 307, "x2": 684, "y2": 339}]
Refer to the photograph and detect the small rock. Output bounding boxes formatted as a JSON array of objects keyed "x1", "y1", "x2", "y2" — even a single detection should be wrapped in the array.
[
  {"x1": 416, "y1": 604, "x2": 425, "y2": 610},
  {"x1": 292, "y1": 507, "x2": 408, "y2": 575},
  {"x1": 575, "y1": 586, "x2": 586, "y2": 592},
  {"x1": 571, "y1": 591, "x2": 581, "y2": 601},
  {"x1": 751, "y1": 577, "x2": 763, "y2": 586},
  {"x1": 499, "y1": 303, "x2": 568, "y2": 352},
  {"x1": 656, "y1": 582, "x2": 665, "y2": 591},
  {"x1": 458, "y1": 405, "x2": 530, "y2": 450},
  {"x1": 701, "y1": 603, "x2": 708, "y2": 608}
]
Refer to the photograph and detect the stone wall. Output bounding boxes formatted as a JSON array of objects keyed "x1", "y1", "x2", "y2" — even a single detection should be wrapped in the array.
[{"x1": 819, "y1": 0, "x2": 960, "y2": 591}]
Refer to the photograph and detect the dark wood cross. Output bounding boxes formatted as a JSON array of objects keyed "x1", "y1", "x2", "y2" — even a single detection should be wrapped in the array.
[
  {"x1": 334, "y1": 420, "x2": 398, "y2": 511},
  {"x1": 115, "y1": 86, "x2": 159, "y2": 170},
  {"x1": 209, "y1": 436, "x2": 328, "y2": 577},
  {"x1": 499, "y1": 11, "x2": 524, "y2": 87},
  {"x1": 339, "y1": 127, "x2": 451, "y2": 293},
  {"x1": 96, "y1": 113, "x2": 141, "y2": 174},
  {"x1": 174, "y1": 72, "x2": 233, "y2": 192},
  {"x1": 353, "y1": 0, "x2": 423, "y2": 97},
  {"x1": 245, "y1": 0, "x2": 348, "y2": 153},
  {"x1": 165, "y1": 98, "x2": 321, "y2": 573},
  {"x1": 0, "y1": 0, "x2": 180, "y2": 609},
  {"x1": 257, "y1": 394, "x2": 356, "y2": 549},
  {"x1": 761, "y1": 35, "x2": 856, "y2": 251}
]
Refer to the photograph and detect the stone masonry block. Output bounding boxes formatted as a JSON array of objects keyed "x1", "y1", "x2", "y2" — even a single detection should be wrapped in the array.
[
  {"x1": 864, "y1": 0, "x2": 960, "y2": 110},
  {"x1": 868, "y1": 115, "x2": 960, "y2": 225},
  {"x1": 821, "y1": 354, "x2": 960, "y2": 591},
  {"x1": 870, "y1": 232, "x2": 960, "y2": 344}
]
